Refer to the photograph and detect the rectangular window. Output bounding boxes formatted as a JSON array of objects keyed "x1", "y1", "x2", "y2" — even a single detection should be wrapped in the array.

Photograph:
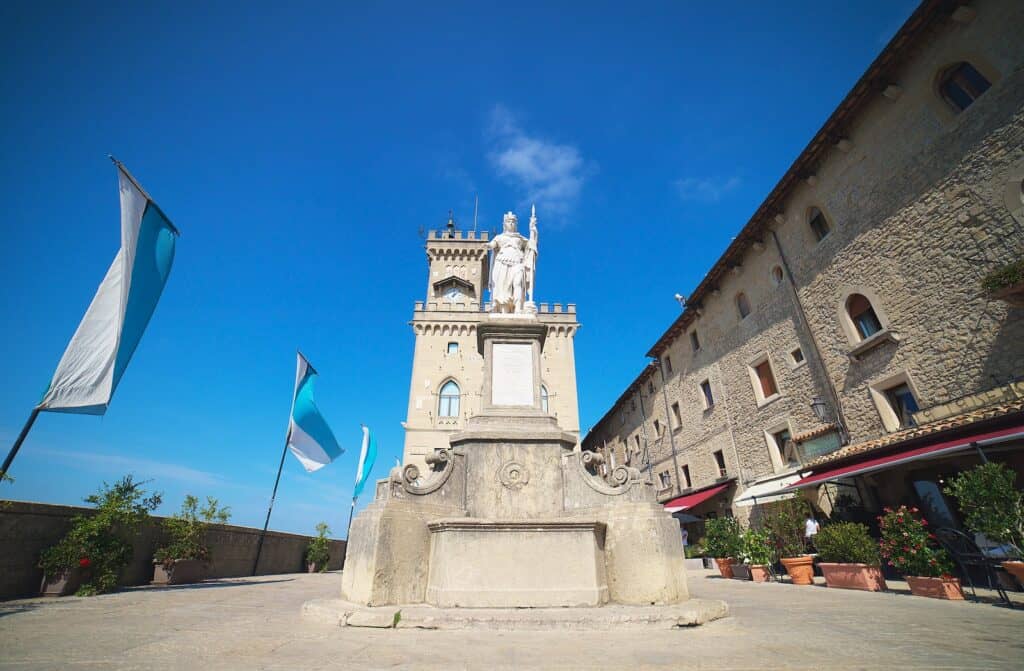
[
  {"x1": 659, "y1": 470, "x2": 671, "y2": 489},
  {"x1": 664, "y1": 356, "x2": 673, "y2": 375},
  {"x1": 713, "y1": 450, "x2": 727, "y2": 478},
  {"x1": 634, "y1": 435, "x2": 642, "y2": 452},
  {"x1": 689, "y1": 331, "x2": 700, "y2": 352},
  {"x1": 447, "y1": 342, "x2": 459, "y2": 355},
  {"x1": 681, "y1": 464, "x2": 691, "y2": 489},
  {"x1": 791, "y1": 347, "x2": 804, "y2": 364},
  {"x1": 671, "y1": 401, "x2": 682, "y2": 428},
  {"x1": 884, "y1": 384, "x2": 920, "y2": 430},
  {"x1": 772, "y1": 428, "x2": 798, "y2": 467},
  {"x1": 754, "y1": 360, "x2": 779, "y2": 399},
  {"x1": 700, "y1": 380, "x2": 714, "y2": 409},
  {"x1": 653, "y1": 419, "x2": 662, "y2": 437},
  {"x1": 647, "y1": 381, "x2": 655, "y2": 394}
]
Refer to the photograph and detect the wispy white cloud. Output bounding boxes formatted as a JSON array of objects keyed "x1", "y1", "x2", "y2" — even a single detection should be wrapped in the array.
[
  {"x1": 33, "y1": 447, "x2": 228, "y2": 488},
  {"x1": 487, "y1": 104, "x2": 587, "y2": 219},
  {"x1": 674, "y1": 176, "x2": 741, "y2": 202}
]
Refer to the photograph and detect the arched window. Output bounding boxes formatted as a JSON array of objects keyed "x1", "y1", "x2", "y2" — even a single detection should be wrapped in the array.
[
  {"x1": 847, "y1": 294, "x2": 882, "y2": 340},
  {"x1": 540, "y1": 385, "x2": 549, "y2": 413},
  {"x1": 939, "y1": 62, "x2": 991, "y2": 113},
  {"x1": 808, "y1": 207, "x2": 830, "y2": 242},
  {"x1": 736, "y1": 292, "x2": 751, "y2": 319},
  {"x1": 438, "y1": 380, "x2": 460, "y2": 417}
]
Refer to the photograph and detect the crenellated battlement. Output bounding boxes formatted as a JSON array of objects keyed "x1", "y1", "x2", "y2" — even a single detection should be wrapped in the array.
[{"x1": 427, "y1": 229, "x2": 490, "y2": 241}]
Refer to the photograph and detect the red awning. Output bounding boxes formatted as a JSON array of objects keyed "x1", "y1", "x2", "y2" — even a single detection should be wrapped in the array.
[
  {"x1": 663, "y1": 483, "x2": 731, "y2": 512},
  {"x1": 786, "y1": 423, "x2": 1024, "y2": 490}
]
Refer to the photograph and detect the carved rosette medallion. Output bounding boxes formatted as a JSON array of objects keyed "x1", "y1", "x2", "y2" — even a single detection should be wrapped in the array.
[{"x1": 497, "y1": 461, "x2": 530, "y2": 490}]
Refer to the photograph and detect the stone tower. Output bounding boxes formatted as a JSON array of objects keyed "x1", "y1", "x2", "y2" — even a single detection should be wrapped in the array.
[{"x1": 403, "y1": 214, "x2": 581, "y2": 472}]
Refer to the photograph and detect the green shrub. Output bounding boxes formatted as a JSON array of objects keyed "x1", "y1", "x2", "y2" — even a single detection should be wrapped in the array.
[
  {"x1": 685, "y1": 543, "x2": 706, "y2": 559},
  {"x1": 703, "y1": 517, "x2": 743, "y2": 559},
  {"x1": 305, "y1": 522, "x2": 331, "y2": 571},
  {"x1": 762, "y1": 498, "x2": 809, "y2": 559},
  {"x1": 944, "y1": 462, "x2": 1023, "y2": 552},
  {"x1": 878, "y1": 506, "x2": 952, "y2": 577},
  {"x1": 154, "y1": 495, "x2": 230, "y2": 566},
  {"x1": 814, "y1": 522, "x2": 879, "y2": 566},
  {"x1": 981, "y1": 259, "x2": 1024, "y2": 295},
  {"x1": 39, "y1": 475, "x2": 161, "y2": 595},
  {"x1": 741, "y1": 528, "x2": 774, "y2": 566}
]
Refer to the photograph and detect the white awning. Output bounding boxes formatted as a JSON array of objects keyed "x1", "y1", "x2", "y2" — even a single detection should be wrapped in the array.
[{"x1": 733, "y1": 472, "x2": 807, "y2": 507}]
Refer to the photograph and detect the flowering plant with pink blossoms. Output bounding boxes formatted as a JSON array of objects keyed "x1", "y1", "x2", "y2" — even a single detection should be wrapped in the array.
[{"x1": 878, "y1": 505, "x2": 953, "y2": 577}]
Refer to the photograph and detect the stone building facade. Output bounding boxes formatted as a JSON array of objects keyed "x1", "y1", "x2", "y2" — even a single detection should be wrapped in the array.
[
  {"x1": 402, "y1": 220, "x2": 581, "y2": 471},
  {"x1": 582, "y1": 0, "x2": 1024, "y2": 528}
]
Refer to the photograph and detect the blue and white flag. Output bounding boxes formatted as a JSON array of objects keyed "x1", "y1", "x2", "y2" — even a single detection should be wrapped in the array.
[
  {"x1": 353, "y1": 425, "x2": 377, "y2": 498},
  {"x1": 38, "y1": 160, "x2": 178, "y2": 415},
  {"x1": 287, "y1": 353, "x2": 343, "y2": 472}
]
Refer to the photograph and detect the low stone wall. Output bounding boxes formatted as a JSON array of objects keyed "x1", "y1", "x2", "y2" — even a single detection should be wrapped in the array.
[{"x1": 0, "y1": 500, "x2": 346, "y2": 601}]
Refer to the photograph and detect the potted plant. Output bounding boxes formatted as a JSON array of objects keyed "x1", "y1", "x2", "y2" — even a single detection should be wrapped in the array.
[
  {"x1": 741, "y1": 528, "x2": 774, "y2": 583},
  {"x1": 879, "y1": 506, "x2": 963, "y2": 599},
  {"x1": 153, "y1": 495, "x2": 230, "y2": 585},
  {"x1": 39, "y1": 475, "x2": 161, "y2": 596},
  {"x1": 764, "y1": 498, "x2": 814, "y2": 585},
  {"x1": 982, "y1": 259, "x2": 1024, "y2": 307},
  {"x1": 814, "y1": 522, "x2": 887, "y2": 591},
  {"x1": 305, "y1": 522, "x2": 331, "y2": 572},
  {"x1": 703, "y1": 517, "x2": 743, "y2": 579},
  {"x1": 944, "y1": 462, "x2": 1024, "y2": 583}
]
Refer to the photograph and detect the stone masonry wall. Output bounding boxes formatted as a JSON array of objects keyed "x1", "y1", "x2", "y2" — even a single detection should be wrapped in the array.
[{"x1": 0, "y1": 501, "x2": 347, "y2": 601}]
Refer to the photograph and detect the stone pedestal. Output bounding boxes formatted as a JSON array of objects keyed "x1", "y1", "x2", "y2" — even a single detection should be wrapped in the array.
[{"x1": 338, "y1": 314, "x2": 699, "y2": 614}]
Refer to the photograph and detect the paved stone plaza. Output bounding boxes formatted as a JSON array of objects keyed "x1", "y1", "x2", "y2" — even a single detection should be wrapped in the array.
[{"x1": 1, "y1": 569, "x2": 1021, "y2": 670}]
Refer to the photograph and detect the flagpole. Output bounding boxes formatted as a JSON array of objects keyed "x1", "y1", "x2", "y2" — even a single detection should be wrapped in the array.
[
  {"x1": 341, "y1": 497, "x2": 357, "y2": 567},
  {"x1": 1, "y1": 408, "x2": 41, "y2": 479},
  {"x1": 252, "y1": 435, "x2": 289, "y2": 576}
]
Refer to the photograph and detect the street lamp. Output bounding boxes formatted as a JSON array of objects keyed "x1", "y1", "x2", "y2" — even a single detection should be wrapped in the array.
[{"x1": 809, "y1": 395, "x2": 829, "y2": 423}]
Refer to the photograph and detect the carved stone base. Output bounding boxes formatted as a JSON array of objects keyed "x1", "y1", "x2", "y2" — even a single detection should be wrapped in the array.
[
  {"x1": 302, "y1": 598, "x2": 729, "y2": 630},
  {"x1": 425, "y1": 518, "x2": 609, "y2": 608}
]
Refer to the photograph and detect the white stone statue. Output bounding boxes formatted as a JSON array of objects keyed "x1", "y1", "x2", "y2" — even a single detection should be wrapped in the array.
[{"x1": 487, "y1": 209, "x2": 539, "y2": 314}]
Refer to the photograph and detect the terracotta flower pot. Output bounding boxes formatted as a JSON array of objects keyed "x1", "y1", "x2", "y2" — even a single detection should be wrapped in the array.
[
  {"x1": 39, "y1": 567, "x2": 88, "y2": 597},
  {"x1": 713, "y1": 557, "x2": 735, "y2": 579},
  {"x1": 1002, "y1": 561, "x2": 1024, "y2": 584},
  {"x1": 905, "y1": 575, "x2": 965, "y2": 600},
  {"x1": 730, "y1": 564, "x2": 752, "y2": 580},
  {"x1": 152, "y1": 559, "x2": 207, "y2": 585},
  {"x1": 780, "y1": 556, "x2": 815, "y2": 585},
  {"x1": 819, "y1": 563, "x2": 887, "y2": 592},
  {"x1": 749, "y1": 565, "x2": 771, "y2": 583}
]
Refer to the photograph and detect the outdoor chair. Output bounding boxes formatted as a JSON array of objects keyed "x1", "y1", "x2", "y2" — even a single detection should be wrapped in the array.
[{"x1": 934, "y1": 527, "x2": 1016, "y2": 608}]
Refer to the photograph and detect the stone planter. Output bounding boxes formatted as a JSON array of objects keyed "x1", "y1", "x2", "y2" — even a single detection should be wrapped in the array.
[
  {"x1": 152, "y1": 559, "x2": 206, "y2": 585},
  {"x1": 39, "y1": 567, "x2": 88, "y2": 596},
  {"x1": 780, "y1": 556, "x2": 815, "y2": 585},
  {"x1": 306, "y1": 562, "x2": 323, "y2": 573},
  {"x1": 730, "y1": 563, "x2": 752, "y2": 580},
  {"x1": 819, "y1": 563, "x2": 887, "y2": 592},
  {"x1": 749, "y1": 565, "x2": 772, "y2": 583},
  {"x1": 683, "y1": 558, "x2": 706, "y2": 572},
  {"x1": 905, "y1": 575, "x2": 965, "y2": 600},
  {"x1": 713, "y1": 557, "x2": 735, "y2": 579},
  {"x1": 1002, "y1": 561, "x2": 1024, "y2": 584}
]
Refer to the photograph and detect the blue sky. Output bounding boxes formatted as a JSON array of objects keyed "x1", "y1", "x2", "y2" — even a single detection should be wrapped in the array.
[{"x1": 0, "y1": 1, "x2": 916, "y2": 536}]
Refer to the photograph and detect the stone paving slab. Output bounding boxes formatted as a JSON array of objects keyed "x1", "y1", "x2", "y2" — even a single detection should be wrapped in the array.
[
  {"x1": 0, "y1": 569, "x2": 1022, "y2": 670},
  {"x1": 302, "y1": 596, "x2": 728, "y2": 630}
]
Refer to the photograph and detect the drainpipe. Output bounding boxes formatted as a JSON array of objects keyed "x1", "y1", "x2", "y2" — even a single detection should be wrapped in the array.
[
  {"x1": 655, "y1": 357, "x2": 683, "y2": 496},
  {"x1": 770, "y1": 229, "x2": 850, "y2": 445}
]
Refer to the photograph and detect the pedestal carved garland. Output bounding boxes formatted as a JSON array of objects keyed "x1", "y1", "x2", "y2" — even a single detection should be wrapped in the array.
[{"x1": 498, "y1": 461, "x2": 530, "y2": 490}]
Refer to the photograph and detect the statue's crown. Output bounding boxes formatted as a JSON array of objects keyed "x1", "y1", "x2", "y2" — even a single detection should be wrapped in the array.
[{"x1": 503, "y1": 211, "x2": 518, "y2": 227}]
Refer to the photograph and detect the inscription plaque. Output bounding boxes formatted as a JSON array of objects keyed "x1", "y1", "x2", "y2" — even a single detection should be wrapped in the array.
[{"x1": 491, "y1": 343, "x2": 534, "y2": 406}]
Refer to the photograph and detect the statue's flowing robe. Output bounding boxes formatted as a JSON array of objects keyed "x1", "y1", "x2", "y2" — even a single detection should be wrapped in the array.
[{"x1": 489, "y1": 233, "x2": 526, "y2": 308}]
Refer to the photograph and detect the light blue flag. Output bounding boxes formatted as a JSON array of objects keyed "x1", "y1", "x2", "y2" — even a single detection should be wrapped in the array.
[
  {"x1": 287, "y1": 353, "x2": 343, "y2": 472},
  {"x1": 353, "y1": 425, "x2": 378, "y2": 498},
  {"x1": 38, "y1": 159, "x2": 178, "y2": 415}
]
